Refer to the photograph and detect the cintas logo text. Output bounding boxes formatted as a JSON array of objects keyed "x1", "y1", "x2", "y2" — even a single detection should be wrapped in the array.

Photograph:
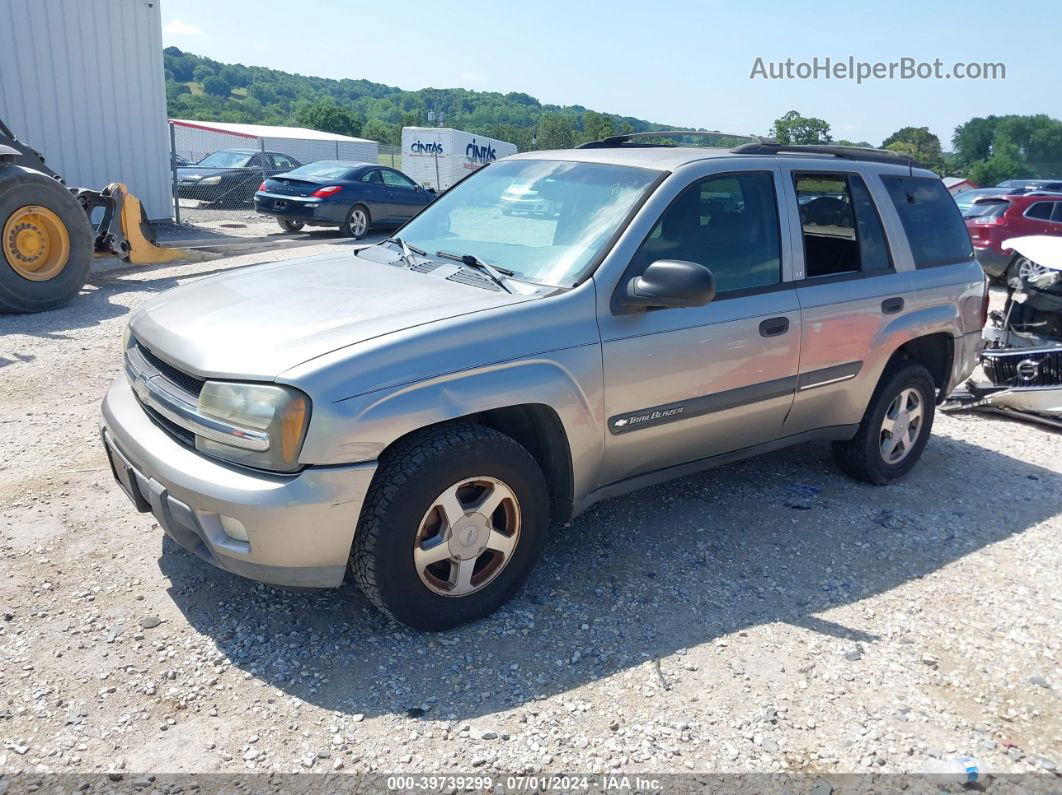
[
  {"x1": 465, "y1": 138, "x2": 497, "y2": 164},
  {"x1": 409, "y1": 140, "x2": 443, "y2": 155}
]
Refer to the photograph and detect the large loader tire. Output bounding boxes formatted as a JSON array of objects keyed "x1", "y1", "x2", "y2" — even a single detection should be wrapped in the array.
[{"x1": 0, "y1": 166, "x2": 93, "y2": 313}]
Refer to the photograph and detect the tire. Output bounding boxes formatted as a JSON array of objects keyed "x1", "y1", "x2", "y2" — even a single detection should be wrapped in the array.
[
  {"x1": 351, "y1": 424, "x2": 550, "y2": 631},
  {"x1": 0, "y1": 167, "x2": 93, "y2": 313},
  {"x1": 339, "y1": 204, "x2": 370, "y2": 239},
  {"x1": 277, "y1": 218, "x2": 304, "y2": 233},
  {"x1": 832, "y1": 361, "x2": 936, "y2": 485}
]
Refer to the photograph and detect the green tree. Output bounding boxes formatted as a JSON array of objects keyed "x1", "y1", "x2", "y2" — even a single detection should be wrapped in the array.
[
  {"x1": 362, "y1": 117, "x2": 399, "y2": 146},
  {"x1": 881, "y1": 126, "x2": 945, "y2": 172},
  {"x1": 247, "y1": 82, "x2": 277, "y2": 105},
  {"x1": 537, "y1": 112, "x2": 576, "y2": 150},
  {"x1": 191, "y1": 63, "x2": 217, "y2": 83},
  {"x1": 967, "y1": 144, "x2": 1034, "y2": 186},
  {"x1": 770, "y1": 110, "x2": 832, "y2": 145},
  {"x1": 295, "y1": 98, "x2": 362, "y2": 137},
  {"x1": 201, "y1": 74, "x2": 231, "y2": 97},
  {"x1": 953, "y1": 116, "x2": 1002, "y2": 166},
  {"x1": 582, "y1": 110, "x2": 615, "y2": 143}
]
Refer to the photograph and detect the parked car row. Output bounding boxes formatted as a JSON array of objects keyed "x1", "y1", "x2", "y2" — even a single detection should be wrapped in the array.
[{"x1": 175, "y1": 147, "x2": 435, "y2": 236}]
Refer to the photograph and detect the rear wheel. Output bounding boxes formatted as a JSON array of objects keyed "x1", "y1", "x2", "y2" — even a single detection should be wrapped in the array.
[
  {"x1": 339, "y1": 204, "x2": 370, "y2": 239},
  {"x1": 832, "y1": 361, "x2": 936, "y2": 485},
  {"x1": 0, "y1": 167, "x2": 93, "y2": 313},
  {"x1": 277, "y1": 218, "x2": 304, "y2": 233},
  {"x1": 350, "y1": 424, "x2": 549, "y2": 631}
]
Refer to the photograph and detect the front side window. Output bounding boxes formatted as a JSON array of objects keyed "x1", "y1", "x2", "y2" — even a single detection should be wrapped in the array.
[
  {"x1": 881, "y1": 176, "x2": 973, "y2": 267},
  {"x1": 381, "y1": 170, "x2": 416, "y2": 189},
  {"x1": 633, "y1": 172, "x2": 781, "y2": 294},
  {"x1": 398, "y1": 159, "x2": 660, "y2": 286}
]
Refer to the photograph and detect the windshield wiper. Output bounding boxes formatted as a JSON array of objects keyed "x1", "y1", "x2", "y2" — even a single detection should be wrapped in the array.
[
  {"x1": 384, "y1": 236, "x2": 427, "y2": 269},
  {"x1": 435, "y1": 250, "x2": 514, "y2": 293}
]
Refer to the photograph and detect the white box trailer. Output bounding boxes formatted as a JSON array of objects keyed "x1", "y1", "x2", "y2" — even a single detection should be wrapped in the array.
[{"x1": 401, "y1": 127, "x2": 517, "y2": 190}]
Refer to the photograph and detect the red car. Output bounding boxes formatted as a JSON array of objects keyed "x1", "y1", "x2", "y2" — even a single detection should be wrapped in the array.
[{"x1": 967, "y1": 191, "x2": 1062, "y2": 282}]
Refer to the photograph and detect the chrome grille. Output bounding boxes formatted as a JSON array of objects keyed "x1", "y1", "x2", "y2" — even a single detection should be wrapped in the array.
[
  {"x1": 136, "y1": 342, "x2": 204, "y2": 396},
  {"x1": 983, "y1": 348, "x2": 1062, "y2": 387}
]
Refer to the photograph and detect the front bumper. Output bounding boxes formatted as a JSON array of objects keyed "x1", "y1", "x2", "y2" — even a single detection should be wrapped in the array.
[{"x1": 101, "y1": 375, "x2": 376, "y2": 588}]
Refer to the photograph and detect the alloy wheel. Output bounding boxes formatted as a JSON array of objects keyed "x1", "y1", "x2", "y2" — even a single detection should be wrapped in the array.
[
  {"x1": 879, "y1": 387, "x2": 924, "y2": 464},
  {"x1": 350, "y1": 208, "x2": 368, "y2": 237},
  {"x1": 413, "y1": 476, "x2": 521, "y2": 597}
]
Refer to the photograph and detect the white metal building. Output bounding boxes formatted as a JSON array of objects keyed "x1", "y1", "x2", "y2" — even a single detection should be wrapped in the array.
[
  {"x1": 0, "y1": 0, "x2": 172, "y2": 219},
  {"x1": 171, "y1": 120, "x2": 379, "y2": 167}
]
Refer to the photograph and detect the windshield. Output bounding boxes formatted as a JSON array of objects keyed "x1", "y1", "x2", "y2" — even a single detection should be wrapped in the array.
[
  {"x1": 197, "y1": 151, "x2": 252, "y2": 168},
  {"x1": 396, "y1": 159, "x2": 660, "y2": 286},
  {"x1": 288, "y1": 162, "x2": 355, "y2": 179}
]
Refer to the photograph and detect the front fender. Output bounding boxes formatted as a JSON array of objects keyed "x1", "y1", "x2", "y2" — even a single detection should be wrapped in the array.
[{"x1": 298, "y1": 348, "x2": 605, "y2": 498}]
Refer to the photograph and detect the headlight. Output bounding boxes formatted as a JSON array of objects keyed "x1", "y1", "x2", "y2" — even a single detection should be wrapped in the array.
[
  {"x1": 199, "y1": 176, "x2": 222, "y2": 186},
  {"x1": 196, "y1": 382, "x2": 310, "y2": 472},
  {"x1": 121, "y1": 323, "x2": 132, "y2": 353}
]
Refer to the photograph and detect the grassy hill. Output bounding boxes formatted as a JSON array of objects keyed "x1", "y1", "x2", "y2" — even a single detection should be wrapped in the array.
[{"x1": 163, "y1": 47, "x2": 677, "y2": 151}]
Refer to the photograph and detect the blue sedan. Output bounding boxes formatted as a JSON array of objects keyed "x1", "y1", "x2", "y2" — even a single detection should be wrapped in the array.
[{"x1": 254, "y1": 160, "x2": 435, "y2": 238}]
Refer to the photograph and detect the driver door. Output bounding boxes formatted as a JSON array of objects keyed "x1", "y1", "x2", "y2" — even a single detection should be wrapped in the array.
[{"x1": 595, "y1": 169, "x2": 801, "y2": 486}]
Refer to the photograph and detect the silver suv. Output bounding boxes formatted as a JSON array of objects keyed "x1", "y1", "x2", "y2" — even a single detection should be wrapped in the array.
[{"x1": 101, "y1": 136, "x2": 988, "y2": 630}]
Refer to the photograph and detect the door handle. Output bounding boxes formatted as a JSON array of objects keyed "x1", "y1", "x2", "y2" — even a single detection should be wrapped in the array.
[
  {"x1": 759, "y1": 317, "x2": 790, "y2": 337},
  {"x1": 881, "y1": 297, "x2": 905, "y2": 314}
]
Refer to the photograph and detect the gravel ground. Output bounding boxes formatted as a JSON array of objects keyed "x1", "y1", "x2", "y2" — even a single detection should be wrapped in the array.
[{"x1": 0, "y1": 246, "x2": 1059, "y2": 781}]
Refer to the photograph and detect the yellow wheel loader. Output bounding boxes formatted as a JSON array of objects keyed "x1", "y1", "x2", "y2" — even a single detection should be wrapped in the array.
[{"x1": 0, "y1": 117, "x2": 185, "y2": 313}]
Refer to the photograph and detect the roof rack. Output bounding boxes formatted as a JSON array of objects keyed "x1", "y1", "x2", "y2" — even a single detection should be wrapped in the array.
[
  {"x1": 730, "y1": 142, "x2": 921, "y2": 168},
  {"x1": 576, "y1": 130, "x2": 767, "y2": 150}
]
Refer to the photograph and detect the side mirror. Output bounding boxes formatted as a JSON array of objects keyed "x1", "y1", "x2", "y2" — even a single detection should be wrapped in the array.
[{"x1": 624, "y1": 260, "x2": 715, "y2": 309}]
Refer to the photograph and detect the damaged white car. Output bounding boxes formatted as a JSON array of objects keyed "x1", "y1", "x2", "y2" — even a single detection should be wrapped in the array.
[{"x1": 945, "y1": 235, "x2": 1062, "y2": 428}]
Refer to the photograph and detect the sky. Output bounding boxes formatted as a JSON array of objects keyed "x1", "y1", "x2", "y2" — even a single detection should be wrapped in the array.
[{"x1": 160, "y1": 0, "x2": 1062, "y2": 148}]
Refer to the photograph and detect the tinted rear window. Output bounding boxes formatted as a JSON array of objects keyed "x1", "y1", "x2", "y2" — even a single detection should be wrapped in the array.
[{"x1": 881, "y1": 176, "x2": 973, "y2": 267}]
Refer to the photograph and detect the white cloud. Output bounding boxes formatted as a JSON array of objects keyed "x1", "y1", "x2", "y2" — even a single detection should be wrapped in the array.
[
  {"x1": 163, "y1": 19, "x2": 205, "y2": 36},
  {"x1": 459, "y1": 71, "x2": 487, "y2": 83}
]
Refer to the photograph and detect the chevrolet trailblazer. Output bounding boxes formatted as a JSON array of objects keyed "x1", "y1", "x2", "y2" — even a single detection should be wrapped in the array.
[{"x1": 101, "y1": 133, "x2": 988, "y2": 630}]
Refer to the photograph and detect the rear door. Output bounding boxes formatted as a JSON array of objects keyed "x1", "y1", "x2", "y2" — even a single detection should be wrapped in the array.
[
  {"x1": 597, "y1": 168, "x2": 802, "y2": 485},
  {"x1": 381, "y1": 168, "x2": 427, "y2": 221},
  {"x1": 357, "y1": 169, "x2": 394, "y2": 222},
  {"x1": 1022, "y1": 200, "x2": 1062, "y2": 237},
  {"x1": 782, "y1": 169, "x2": 915, "y2": 435}
]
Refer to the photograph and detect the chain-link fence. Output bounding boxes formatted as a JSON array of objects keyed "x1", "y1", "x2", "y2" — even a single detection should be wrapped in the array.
[{"x1": 169, "y1": 120, "x2": 400, "y2": 228}]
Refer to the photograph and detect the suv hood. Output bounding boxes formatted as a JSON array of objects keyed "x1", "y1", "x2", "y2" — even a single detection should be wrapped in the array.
[{"x1": 129, "y1": 251, "x2": 531, "y2": 380}]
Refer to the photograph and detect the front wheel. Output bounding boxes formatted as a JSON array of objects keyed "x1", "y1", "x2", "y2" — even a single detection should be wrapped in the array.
[
  {"x1": 832, "y1": 361, "x2": 936, "y2": 485},
  {"x1": 339, "y1": 204, "x2": 370, "y2": 239},
  {"x1": 350, "y1": 424, "x2": 549, "y2": 631}
]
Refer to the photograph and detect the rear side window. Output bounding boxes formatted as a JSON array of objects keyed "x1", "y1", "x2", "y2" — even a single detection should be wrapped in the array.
[
  {"x1": 795, "y1": 173, "x2": 893, "y2": 278},
  {"x1": 1026, "y1": 202, "x2": 1056, "y2": 220},
  {"x1": 881, "y1": 176, "x2": 973, "y2": 267}
]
